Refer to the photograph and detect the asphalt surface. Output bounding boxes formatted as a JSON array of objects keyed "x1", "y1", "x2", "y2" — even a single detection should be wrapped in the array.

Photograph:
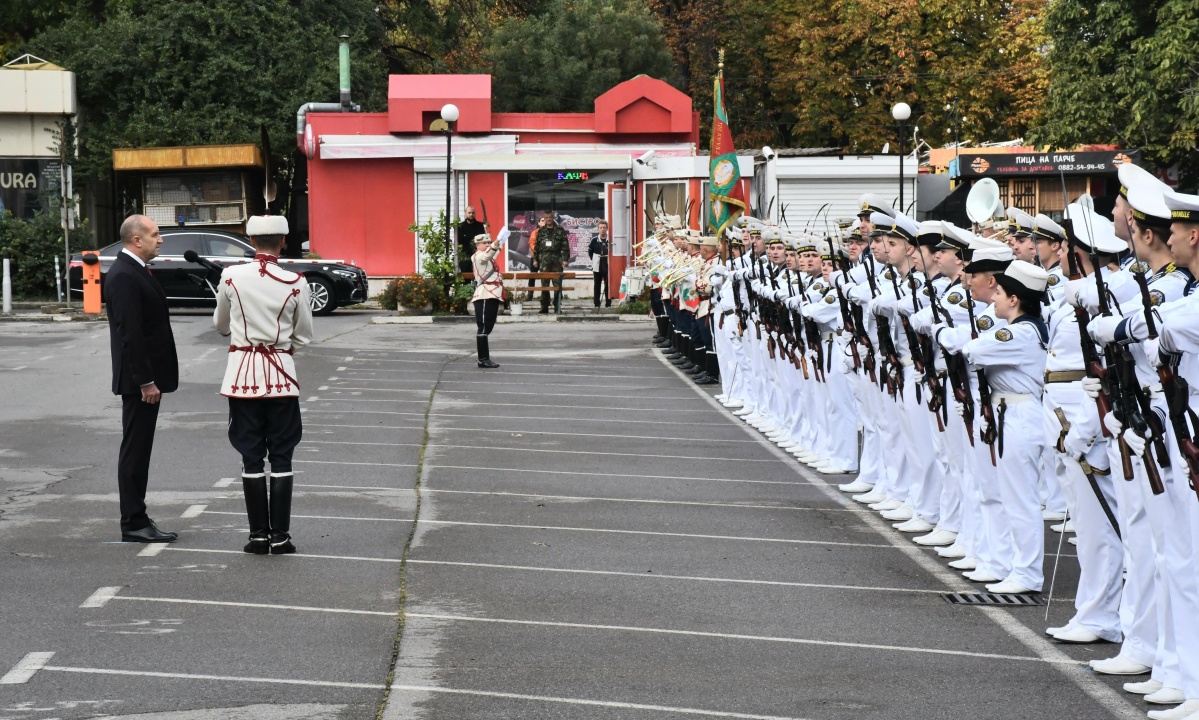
[{"x1": 0, "y1": 310, "x2": 1153, "y2": 719}]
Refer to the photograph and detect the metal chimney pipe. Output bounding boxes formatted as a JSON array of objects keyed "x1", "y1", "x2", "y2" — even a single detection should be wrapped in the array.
[{"x1": 339, "y1": 35, "x2": 351, "y2": 109}]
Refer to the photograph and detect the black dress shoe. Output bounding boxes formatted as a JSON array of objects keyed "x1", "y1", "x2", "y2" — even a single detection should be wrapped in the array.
[
  {"x1": 122, "y1": 524, "x2": 177, "y2": 543},
  {"x1": 477, "y1": 358, "x2": 500, "y2": 369},
  {"x1": 270, "y1": 532, "x2": 296, "y2": 555}
]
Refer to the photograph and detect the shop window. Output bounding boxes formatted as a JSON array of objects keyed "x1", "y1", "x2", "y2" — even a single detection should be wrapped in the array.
[
  {"x1": 1038, "y1": 177, "x2": 1088, "y2": 220},
  {"x1": 506, "y1": 172, "x2": 607, "y2": 271},
  {"x1": 143, "y1": 172, "x2": 246, "y2": 227},
  {"x1": 644, "y1": 181, "x2": 688, "y2": 228}
]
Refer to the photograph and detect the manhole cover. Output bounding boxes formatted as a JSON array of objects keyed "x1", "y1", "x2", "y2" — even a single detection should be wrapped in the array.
[{"x1": 943, "y1": 592, "x2": 1045, "y2": 606}]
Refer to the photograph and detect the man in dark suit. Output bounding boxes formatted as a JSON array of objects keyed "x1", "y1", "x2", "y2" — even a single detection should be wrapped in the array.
[{"x1": 106, "y1": 214, "x2": 179, "y2": 543}]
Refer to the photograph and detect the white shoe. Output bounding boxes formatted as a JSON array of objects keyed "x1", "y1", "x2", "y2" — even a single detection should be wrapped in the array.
[
  {"x1": 1124, "y1": 679, "x2": 1164, "y2": 695},
  {"x1": 1068, "y1": 537, "x2": 1078, "y2": 546},
  {"x1": 759, "y1": 423, "x2": 781, "y2": 434},
  {"x1": 1147, "y1": 700, "x2": 1199, "y2": 720},
  {"x1": 1088, "y1": 656, "x2": 1151, "y2": 676},
  {"x1": 1049, "y1": 625, "x2": 1104, "y2": 644},
  {"x1": 714, "y1": 394, "x2": 727, "y2": 401},
  {"x1": 1050, "y1": 520, "x2": 1076, "y2": 533},
  {"x1": 985, "y1": 579, "x2": 1037, "y2": 594},
  {"x1": 816, "y1": 465, "x2": 853, "y2": 475},
  {"x1": 853, "y1": 490, "x2": 886, "y2": 504},
  {"x1": 948, "y1": 557, "x2": 978, "y2": 570},
  {"x1": 1042, "y1": 509, "x2": 1067, "y2": 522},
  {"x1": 965, "y1": 570, "x2": 1002, "y2": 583},
  {"x1": 778, "y1": 441, "x2": 797, "y2": 449},
  {"x1": 1145, "y1": 688, "x2": 1187, "y2": 705},
  {"x1": 721, "y1": 399, "x2": 744, "y2": 409},
  {"x1": 804, "y1": 456, "x2": 827, "y2": 468},
  {"x1": 838, "y1": 479, "x2": 873, "y2": 493},
  {"x1": 894, "y1": 517, "x2": 934, "y2": 533},
  {"x1": 733, "y1": 407, "x2": 754, "y2": 416},
  {"x1": 880, "y1": 505, "x2": 915, "y2": 522},
  {"x1": 936, "y1": 542, "x2": 966, "y2": 558},
  {"x1": 742, "y1": 412, "x2": 763, "y2": 423},
  {"x1": 913, "y1": 528, "x2": 957, "y2": 546},
  {"x1": 794, "y1": 452, "x2": 819, "y2": 463},
  {"x1": 871, "y1": 499, "x2": 903, "y2": 511}
]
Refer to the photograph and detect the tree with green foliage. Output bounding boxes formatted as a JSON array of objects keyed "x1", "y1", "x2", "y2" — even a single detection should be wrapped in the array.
[
  {"x1": 380, "y1": 0, "x2": 548, "y2": 74},
  {"x1": 1032, "y1": 0, "x2": 1199, "y2": 183},
  {"x1": 486, "y1": 0, "x2": 676, "y2": 113},
  {"x1": 25, "y1": 0, "x2": 389, "y2": 207}
]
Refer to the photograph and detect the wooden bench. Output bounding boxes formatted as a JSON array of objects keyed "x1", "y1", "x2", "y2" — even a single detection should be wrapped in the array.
[{"x1": 460, "y1": 271, "x2": 584, "y2": 313}]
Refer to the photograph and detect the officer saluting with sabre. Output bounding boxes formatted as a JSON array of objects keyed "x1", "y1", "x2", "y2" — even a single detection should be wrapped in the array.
[{"x1": 214, "y1": 215, "x2": 314, "y2": 555}]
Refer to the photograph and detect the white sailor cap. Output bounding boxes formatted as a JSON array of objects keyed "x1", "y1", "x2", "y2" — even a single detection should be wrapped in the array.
[
  {"x1": 737, "y1": 215, "x2": 766, "y2": 230},
  {"x1": 246, "y1": 215, "x2": 289, "y2": 236},
  {"x1": 938, "y1": 222, "x2": 972, "y2": 252},
  {"x1": 820, "y1": 238, "x2": 846, "y2": 260},
  {"x1": 858, "y1": 193, "x2": 897, "y2": 218},
  {"x1": 1033, "y1": 214, "x2": 1066, "y2": 242},
  {"x1": 1163, "y1": 189, "x2": 1199, "y2": 224},
  {"x1": 998, "y1": 259, "x2": 1050, "y2": 300},
  {"x1": 871, "y1": 212, "x2": 919, "y2": 243},
  {"x1": 1118, "y1": 163, "x2": 1169, "y2": 199},
  {"x1": 916, "y1": 220, "x2": 945, "y2": 247},
  {"x1": 962, "y1": 245, "x2": 1014, "y2": 274},
  {"x1": 726, "y1": 226, "x2": 744, "y2": 244},
  {"x1": 793, "y1": 235, "x2": 818, "y2": 253},
  {"x1": 1006, "y1": 207, "x2": 1036, "y2": 236},
  {"x1": 1127, "y1": 184, "x2": 1172, "y2": 228},
  {"x1": 762, "y1": 226, "x2": 784, "y2": 244},
  {"x1": 1067, "y1": 204, "x2": 1127, "y2": 254}
]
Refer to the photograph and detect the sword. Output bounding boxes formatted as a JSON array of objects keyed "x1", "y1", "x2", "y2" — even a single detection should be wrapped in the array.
[
  {"x1": 1053, "y1": 407, "x2": 1121, "y2": 538},
  {"x1": 479, "y1": 197, "x2": 490, "y2": 228}
]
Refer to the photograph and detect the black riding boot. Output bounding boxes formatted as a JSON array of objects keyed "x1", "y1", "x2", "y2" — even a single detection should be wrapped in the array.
[
  {"x1": 693, "y1": 350, "x2": 718, "y2": 385},
  {"x1": 242, "y1": 475, "x2": 270, "y2": 554},
  {"x1": 654, "y1": 317, "x2": 672, "y2": 347},
  {"x1": 663, "y1": 330, "x2": 683, "y2": 358},
  {"x1": 477, "y1": 335, "x2": 500, "y2": 369},
  {"x1": 268, "y1": 474, "x2": 296, "y2": 555},
  {"x1": 673, "y1": 336, "x2": 696, "y2": 369}
]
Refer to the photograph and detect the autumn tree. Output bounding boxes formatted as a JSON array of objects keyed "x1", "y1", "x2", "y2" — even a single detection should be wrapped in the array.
[
  {"x1": 380, "y1": 0, "x2": 548, "y2": 74},
  {"x1": 486, "y1": 0, "x2": 675, "y2": 113},
  {"x1": 1031, "y1": 0, "x2": 1199, "y2": 183},
  {"x1": 766, "y1": 0, "x2": 1048, "y2": 153},
  {"x1": 648, "y1": 0, "x2": 788, "y2": 149}
]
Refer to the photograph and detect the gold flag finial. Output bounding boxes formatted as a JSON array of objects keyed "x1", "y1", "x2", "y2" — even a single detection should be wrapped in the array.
[{"x1": 718, "y1": 48, "x2": 725, "y2": 72}]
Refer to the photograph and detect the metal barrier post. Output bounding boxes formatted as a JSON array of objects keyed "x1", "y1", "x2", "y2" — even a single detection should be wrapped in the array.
[{"x1": 2, "y1": 251, "x2": 11, "y2": 314}]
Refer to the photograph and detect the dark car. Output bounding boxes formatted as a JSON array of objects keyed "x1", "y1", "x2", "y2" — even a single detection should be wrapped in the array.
[{"x1": 69, "y1": 228, "x2": 368, "y2": 315}]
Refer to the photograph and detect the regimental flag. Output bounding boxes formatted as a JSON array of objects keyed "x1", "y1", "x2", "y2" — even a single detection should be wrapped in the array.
[{"x1": 707, "y1": 63, "x2": 746, "y2": 239}]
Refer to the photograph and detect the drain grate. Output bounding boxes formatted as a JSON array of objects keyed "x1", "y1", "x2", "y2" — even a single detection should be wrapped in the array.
[{"x1": 944, "y1": 592, "x2": 1045, "y2": 606}]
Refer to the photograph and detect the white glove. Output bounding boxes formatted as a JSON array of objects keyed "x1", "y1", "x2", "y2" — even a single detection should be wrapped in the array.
[
  {"x1": 1063, "y1": 279, "x2": 1085, "y2": 308},
  {"x1": 954, "y1": 399, "x2": 965, "y2": 418},
  {"x1": 1145, "y1": 337, "x2": 1162, "y2": 366},
  {"x1": 1102, "y1": 411, "x2": 1123, "y2": 438},
  {"x1": 897, "y1": 300, "x2": 917, "y2": 318},
  {"x1": 870, "y1": 296, "x2": 897, "y2": 317},
  {"x1": 1088, "y1": 315, "x2": 1121, "y2": 346},
  {"x1": 1122, "y1": 428, "x2": 1147, "y2": 456},
  {"x1": 1080, "y1": 375, "x2": 1102, "y2": 400},
  {"x1": 664, "y1": 260, "x2": 675, "y2": 270},
  {"x1": 711, "y1": 275, "x2": 724, "y2": 291},
  {"x1": 785, "y1": 296, "x2": 803, "y2": 311}
]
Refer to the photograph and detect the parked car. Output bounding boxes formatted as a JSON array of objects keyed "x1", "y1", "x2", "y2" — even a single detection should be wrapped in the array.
[{"x1": 69, "y1": 228, "x2": 368, "y2": 315}]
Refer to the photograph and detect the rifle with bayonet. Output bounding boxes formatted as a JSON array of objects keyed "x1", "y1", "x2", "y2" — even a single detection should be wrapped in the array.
[
  {"x1": 1119, "y1": 267, "x2": 1167, "y2": 494},
  {"x1": 834, "y1": 255, "x2": 865, "y2": 377},
  {"x1": 952, "y1": 287, "x2": 976, "y2": 446},
  {"x1": 1158, "y1": 348, "x2": 1199, "y2": 500},
  {"x1": 915, "y1": 274, "x2": 946, "y2": 432},
  {"x1": 967, "y1": 287, "x2": 998, "y2": 466}
]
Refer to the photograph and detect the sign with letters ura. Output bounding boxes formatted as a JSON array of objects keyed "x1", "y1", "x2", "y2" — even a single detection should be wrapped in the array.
[{"x1": 0, "y1": 159, "x2": 62, "y2": 219}]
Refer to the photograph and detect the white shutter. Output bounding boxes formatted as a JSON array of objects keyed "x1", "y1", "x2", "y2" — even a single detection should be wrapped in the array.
[
  {"x1": 415, "y1": 172, "x2": 466, "y2": 271},
  {"x1": 776, "y1": 177, "x2": 914, "y2": 230}
]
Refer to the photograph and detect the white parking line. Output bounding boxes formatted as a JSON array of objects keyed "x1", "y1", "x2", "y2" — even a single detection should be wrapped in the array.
[
  {"x1": 403, "y1": 613, "x2": 1079, "y2": 665},
  {"x1": 305, "y1": 409, "x2": 729, "y2": 427},
  {"x1": 426, "y1": 443, "x2": 783, "y2": 464},
  {"x1": 385, "y1": 684, "x2": 812, "y2": 720},
  {"x1": 294, "y1": 460, "x2": 416, "y2": 468},
  {"x1": 0, "y1": 652, "x2": 56, "y2": 684},
  {"x1": 214, "y1": 477, "x2": 237, "y2": 488},
  {"x1": 195, "y1": 512, "x2": 888, "y2": 548},
  {"x1": 438, "y1": 388, "x2": 702, "y2": 401},
  {"x1": 137, "y1": 543, "x2": 169, "y2": 557},
  {"x1": 80, "y1": 586, "x2": 121, "y2": 608},
  {"x1": 114, "y1": 595, "x2": 393, "y2": 616},
  {"x1": 422, "y1": 489, "x2": 852, "y2": 513},
  {"x1": 41, "y1": 664, "x2": 382, "y2": 689},
  {"x1": 180, "y1": 504, "x2": 207, "y2": 518},
  {"x1": 161, "y1": 546, "x2": 400, "y2": 563},
  {"x1": 431, "y1": 427, "x2": 760, "y2": 444},
  {"x1": 337, "y1": 376, "x2": 682, "y2": 391},
  {"x1": 405, "y1": 559, "x2": 942, "y2": 594},
  {"x1": 430, "y1": 464, "x2": 818, "y2": 487}
]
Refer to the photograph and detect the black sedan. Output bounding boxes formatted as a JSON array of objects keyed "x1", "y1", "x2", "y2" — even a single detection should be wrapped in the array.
[{"x1": 69, "y1": 228, "x2": 368, "y2": 315}]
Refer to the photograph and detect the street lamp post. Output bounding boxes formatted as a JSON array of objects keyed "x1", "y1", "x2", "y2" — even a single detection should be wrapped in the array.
[
  {"x1": 891, "y1": 102, "x2": 912, "y2": 212},
  {"x1": 440, "y1": 103, "x2": 459, "y2": 269}
]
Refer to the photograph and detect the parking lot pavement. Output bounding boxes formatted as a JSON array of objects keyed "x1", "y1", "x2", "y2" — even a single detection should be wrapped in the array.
[{"x1": 1, "y1": 313, "x2": 1146, "y2": 719}]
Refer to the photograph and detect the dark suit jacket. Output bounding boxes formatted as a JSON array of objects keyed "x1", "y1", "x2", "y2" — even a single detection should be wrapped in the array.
[{"x1": 107, "y1": 251, "x2": 179, "y2": 395}]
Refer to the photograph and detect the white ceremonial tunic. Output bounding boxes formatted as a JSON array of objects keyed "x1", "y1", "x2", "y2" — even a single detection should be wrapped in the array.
[
  {"x1": 472, "y1": 243, "x2": 504, "y2": 302},
  {"x1": 214, "y1": 256, "x2": 314, "y2": 398}
]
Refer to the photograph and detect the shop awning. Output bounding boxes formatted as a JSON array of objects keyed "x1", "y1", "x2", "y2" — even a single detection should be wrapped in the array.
[
  {"x1": 319, "y1": 134, "x2": 518, "y2": 160},
  {"x1": 452, "y1": 153, "x2": 634, "y2": 172}
]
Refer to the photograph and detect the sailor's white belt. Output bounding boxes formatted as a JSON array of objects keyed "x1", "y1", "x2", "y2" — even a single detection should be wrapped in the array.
[
  {"x1": 1044, "y1": 369, "x2": 1087, "y2": 384},
  {"x1": 993, "y1": 392, "x2": 1034, "y2": 405},
  {"x1": 899, "y1": 357, "x2": 914, "y2": 367}
]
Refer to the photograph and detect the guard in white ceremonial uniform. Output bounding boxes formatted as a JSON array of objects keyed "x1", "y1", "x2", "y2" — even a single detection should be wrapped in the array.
[
  {"x1": 215, "y1": 215, "x2": 313, "y2": 555},
  {"x1": 472, "y1": 232, "x2": 504, "y2": 369}
]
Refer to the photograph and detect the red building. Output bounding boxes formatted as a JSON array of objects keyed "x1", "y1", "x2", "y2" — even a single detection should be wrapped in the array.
[{"x1": 302, "y1": 74, "x2": 751, "y2": 294}]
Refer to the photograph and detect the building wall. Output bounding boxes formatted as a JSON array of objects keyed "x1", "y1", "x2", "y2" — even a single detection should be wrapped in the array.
[{"x1": 308, "y1": 155, "x2": 415, "y2": 274}]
